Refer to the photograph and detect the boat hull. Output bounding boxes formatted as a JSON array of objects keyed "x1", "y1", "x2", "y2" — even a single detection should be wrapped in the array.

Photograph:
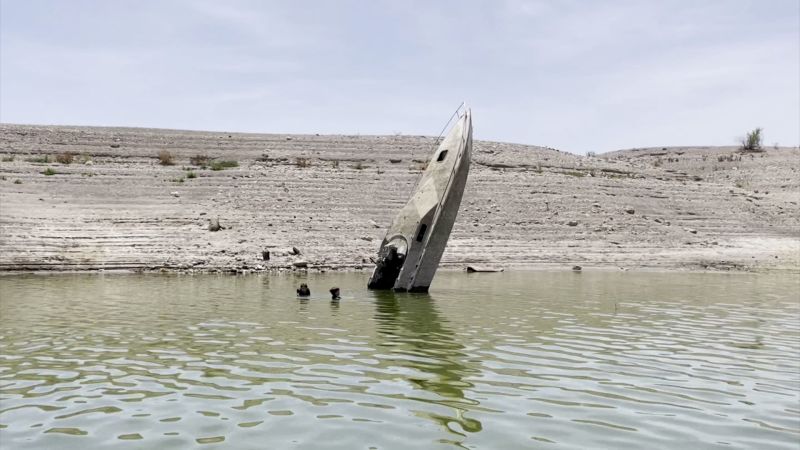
[{"x1": 368, "y1": 110, "x2": 472, "y2": 292}]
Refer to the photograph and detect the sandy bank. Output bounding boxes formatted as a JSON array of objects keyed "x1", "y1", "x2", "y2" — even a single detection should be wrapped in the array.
[{"x1": 1, "y1": 124, "x2": 798, "y2": 274}]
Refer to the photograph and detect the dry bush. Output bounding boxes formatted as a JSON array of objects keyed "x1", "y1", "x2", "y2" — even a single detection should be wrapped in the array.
[
  {"x1": 190, "y1": 155, "x2": 210, "y2": 166},
  {"x1": 295, "y1": 157, "x2": 311, "y2": 168},
  {"x1": 158, "y1": 150, "x2": 174, "y2": 165},
  {"x1": 734, "y1": 176, "x2": 751, "y2": 189},
  {"x1": 56, "y1": 152, "x2": 74, "y2": 164}
]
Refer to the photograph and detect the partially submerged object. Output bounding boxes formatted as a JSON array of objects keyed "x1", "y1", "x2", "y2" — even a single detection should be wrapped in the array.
[
  {"x1": 368, "y1": 108, "x2": 473, "y2": 292},
  {"x1": 297, "y1": 283, "x2": 310, "y2": 297}
]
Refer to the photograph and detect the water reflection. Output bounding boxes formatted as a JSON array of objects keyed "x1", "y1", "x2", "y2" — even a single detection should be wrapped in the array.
[{"x1": 372, "y1": 291, "x2": 482, "y2": 436}]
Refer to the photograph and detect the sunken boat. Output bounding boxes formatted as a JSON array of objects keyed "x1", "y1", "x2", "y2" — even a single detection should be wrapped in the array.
[{"x1": 368, "y1": 108, "x2": 473, "y2": 292}]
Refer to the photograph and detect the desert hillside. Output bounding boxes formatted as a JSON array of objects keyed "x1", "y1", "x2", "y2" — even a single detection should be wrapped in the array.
[{"x1": 0, "y1": 124, "x2": 798, "y2": 273}]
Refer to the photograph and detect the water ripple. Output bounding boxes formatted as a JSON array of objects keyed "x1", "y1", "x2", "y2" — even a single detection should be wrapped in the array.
[{"x1": 0, "y1": 272, "x2": 798, "y2": 448}]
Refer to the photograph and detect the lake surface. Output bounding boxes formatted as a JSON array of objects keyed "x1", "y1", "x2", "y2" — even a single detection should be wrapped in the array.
[{"x1": 0, "y1": 271, "x2": 798, "y2": 449}]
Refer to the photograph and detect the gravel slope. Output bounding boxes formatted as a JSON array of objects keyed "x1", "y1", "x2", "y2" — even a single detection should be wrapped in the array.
[{"x1": 1, "y1": 124, "x2": 798, "y2": 273}]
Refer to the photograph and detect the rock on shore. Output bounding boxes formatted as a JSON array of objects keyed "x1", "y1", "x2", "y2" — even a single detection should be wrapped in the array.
[{"x1": 0, "y1": 124, "x2": 798, "y2": 273}]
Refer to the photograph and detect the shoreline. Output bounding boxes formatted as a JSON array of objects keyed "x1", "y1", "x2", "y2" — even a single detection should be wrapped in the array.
[
  {"x1": 3, "y1": 265, "x2": 798, "y2": 277},
  {"x1": 1, "y1": 124, "x2": 798, "y2": 275}
]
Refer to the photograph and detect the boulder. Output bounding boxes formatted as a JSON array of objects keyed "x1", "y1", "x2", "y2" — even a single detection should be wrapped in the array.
[{"x1": 208, "y1": 218, "x2": 223, "y2": 232}]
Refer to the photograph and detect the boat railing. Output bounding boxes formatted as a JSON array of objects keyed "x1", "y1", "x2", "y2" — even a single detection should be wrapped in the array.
[
  {"x1": 431, "y1": 102, "x2": 466, "y2": 150},
  {"x1": 408, "y1": 102, "x2": 466, "y2": 191}
]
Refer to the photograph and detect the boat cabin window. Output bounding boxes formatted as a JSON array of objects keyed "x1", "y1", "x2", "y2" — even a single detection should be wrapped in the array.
[
  {"x1": 415, "y1": 224, "x2": 428, "y2": 242},
  {"x1": 436, "y1": 150, "x2": 448, "y2": 162}
]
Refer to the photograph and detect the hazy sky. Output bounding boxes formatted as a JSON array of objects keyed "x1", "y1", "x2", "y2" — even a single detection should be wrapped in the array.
[{"x1": 1, "y1": 0, "x2": 797, "y2": 154}]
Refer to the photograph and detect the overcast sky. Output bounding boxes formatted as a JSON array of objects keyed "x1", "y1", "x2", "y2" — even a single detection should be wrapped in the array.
[{"x1": 1, "y1": 0, "x2": 797, "y2": 154}]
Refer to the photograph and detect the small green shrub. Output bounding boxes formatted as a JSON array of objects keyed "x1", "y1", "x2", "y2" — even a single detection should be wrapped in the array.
[
  {"x1": 563, "y1": 170, "x2": 586, "y2": 177},
  {"x1": 353, "y1": 161, "x2": 365, "y2": 170},
  {"x1": 186, "y1": 171, "x2": 197, "y2": 179},
  {"x1": 740, "y1": 128, "x2": 764, "y2": 152},
  {"x1": 158, "y1": 150, "x2": 175, "y2": 165},
  {"x1": 27, "y1": 155, "x2": 50, "y2": 163},
  {"x1": 42, "y1": 167, "x2": 57, "y2": 176},
  {"x1": 14, "y1": 179, "x2": 22, "y2": 184},
  {"x1": 1, "y1": 155, "x2": 14, "y2": 162},
  {"x1": 210, "y1": 160, "x2": 238, "y2": 171}
]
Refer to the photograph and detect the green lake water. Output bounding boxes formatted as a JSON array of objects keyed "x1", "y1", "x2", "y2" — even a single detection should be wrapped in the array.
[{"x1": 0, "y1": 271, "x2": 798, "y2": 449}]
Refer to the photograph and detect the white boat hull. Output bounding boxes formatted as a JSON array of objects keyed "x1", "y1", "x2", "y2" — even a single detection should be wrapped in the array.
[{"x1": 368, "y1": 109, "x2": 472, "y2": 292}]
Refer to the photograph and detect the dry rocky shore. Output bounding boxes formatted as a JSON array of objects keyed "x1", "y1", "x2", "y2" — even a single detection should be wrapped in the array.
[{"x1": 1, "y1": 124, "x2": 798, "y2": 274}]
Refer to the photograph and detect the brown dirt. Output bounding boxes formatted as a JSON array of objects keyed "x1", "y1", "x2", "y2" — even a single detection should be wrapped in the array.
[{"x1": 0, "y1": 124, "x2": 798, "y2": 274}]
